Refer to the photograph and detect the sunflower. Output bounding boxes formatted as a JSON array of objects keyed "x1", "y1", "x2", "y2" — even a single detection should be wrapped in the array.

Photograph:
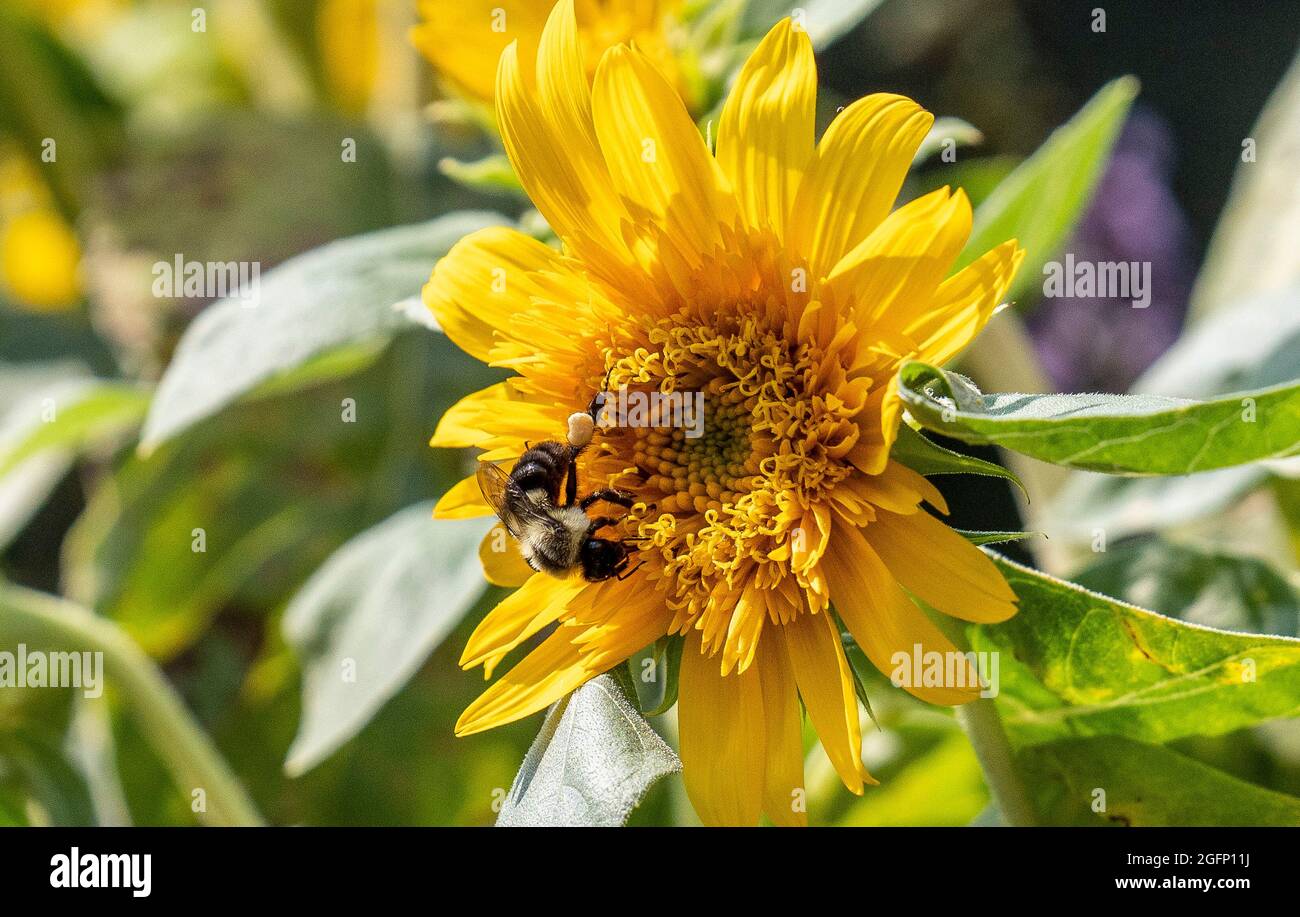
[
  {"x1": 411, "y1": 0, "x2": 689, "y2": 108},
  {"x1": 424, "y1": 0, "x2": 1024, "y2": 826}
]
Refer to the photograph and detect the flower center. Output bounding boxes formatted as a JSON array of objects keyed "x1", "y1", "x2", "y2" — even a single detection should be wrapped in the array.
[
  {"x1": 628, "y1": 379, "x2": 761, "y2": 516},
  {"x1": 592, "y1": 311, "x2": 866, "y2": 623}
]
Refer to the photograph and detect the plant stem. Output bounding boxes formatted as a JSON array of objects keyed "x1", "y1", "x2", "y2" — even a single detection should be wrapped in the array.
[
  {"x1": 955, "y1": 699, "x2": 1037, "y2": 827},
  {"x1": 936, "y1": 613, "x2": 1037, "y2": 826},
  {"x1": 0, "y1": 584, "x2": 265, "y2": 826}
]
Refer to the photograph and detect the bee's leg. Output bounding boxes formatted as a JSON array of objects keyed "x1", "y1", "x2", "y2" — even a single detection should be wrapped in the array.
[
  {"x1": 579, "y1": 488, "x2": 635, "y2": 511},
  {"x1": 587, "y1": 515, "x2": 618, "y2": 533},
  {"x1": 587, "y1": 365, "x2": 614, "y2": 425},
  {"x1": 564, "y1": 452, "x2": 580, "y2": 507},
  {"x1": 616, "y1": 559, "x2": 645, "y2": 581}
]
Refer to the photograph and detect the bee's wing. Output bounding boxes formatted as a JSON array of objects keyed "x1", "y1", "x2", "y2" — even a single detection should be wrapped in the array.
[
  {"x1": 475, "y1": 460, "x2": 512, "y2": 518},
  {"x1": 475, "y1": 460, "x2": 544, "y2": 540}
]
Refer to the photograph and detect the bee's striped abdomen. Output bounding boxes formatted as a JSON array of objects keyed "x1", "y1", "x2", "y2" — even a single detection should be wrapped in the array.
[{"x1": 513, "y1": 441, "x2": 571, "y2": 504}]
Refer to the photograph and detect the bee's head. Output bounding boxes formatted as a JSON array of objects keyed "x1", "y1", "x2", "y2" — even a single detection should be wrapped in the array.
[{"x1": 579, "y1": 537, "x2": 630, "y2": 582}]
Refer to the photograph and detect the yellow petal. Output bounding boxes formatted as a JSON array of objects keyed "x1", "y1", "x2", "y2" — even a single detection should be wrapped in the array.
[
  {"x1": 825, "y1": 186, "x2": 972, "y2": 332},
  {"x1": 477, "y1": 524, "x2": 536, "y2": 588},
  {"x1": 789, "y1": 93, "x2": 932, "y2": 277},
  {"x1": 430, "y1": 382, "x2": 562, "y2": 449},
  {"x1": 823, "y1": 524, "x2": 981, "y2": 705},
  {"x1": 755, "y1": 634, "x2": 807, "y2": 826},
  {"x1": 789, "y1": 501, "x2": 831, "y2": 575},
  {"x1": 422, "y1": 226, "x2": 566, "y2": 362},
  {"x1": 496, "y1": 1, "x2": 638, "y2": 288},
  {"x1": 433, "y1": 474, "x2": 494, "y2": 519},
  {"x1": 567, "y1": 578, "x2": 668, "y2": 670},
  {"x1": 461, "y1": 573, "x2": 586, "y2": 675},
  {"x1": 847, "y1": 375, "x2": 902, "y2": 476},
  {"x1": 845, "y1": 460, "x2": 948, "y2": 516},
  {"x1": 678, "y1": 631, "x2": 766, "y2": 826},
  {"x1": 878, "y1": 375, "x2": 905, "y2": 467},
  {"x1": 910, "y1": 240, "x2": 1026, "y2": 367},
  {"x1": 715, "y1": 17, "x2": 816, "y2": 241},
  {"x1": 412, "y1": 0, "x2": 547, "y2": 103},
  {"x1": 455, "y1": 621, "x2": 593, "y2": 735},
  {"x1": 780, "y1": 609, "x2": 870, "y2": 793},
  {"x1": 864, "y1": 509, "x2": 1018, "y2": 623},
  {"x1": 591, "y1": 43, "x2": 734, "y2": 259},
  {"x1": 721, "y1": 580, "x2": 766, "y2": 675}
]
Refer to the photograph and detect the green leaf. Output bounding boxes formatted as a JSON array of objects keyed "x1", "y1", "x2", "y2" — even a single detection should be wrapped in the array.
[
  {"x1": 0, "y1": 583, "x2": 263, "y2": 825},
  {"x1": 978, "y1": 554, "x2": 1300, "y2": 747},
  {"x1": 1135, "y1": 285, "x2": 1300, "y2": 399},
  {"x1": 0, "y1": 5, "x2": 120, "y2": 213},
  {"x1": 890, "y1": 423, "x2": 1025, "y2": 495},
  {"x1": 139, "y1": 211, "x2": 506, "y2": 450},
  {"x1": 739, "y1": 0, "x2": 883, "y2": 49},
  {"x1": 840, "y1": 636, "x2": 880, "y2": 729},
  {"x1": 1045, "y1": 285, "x2": 1300, "y2": 540},
  {"x1": 66, "y1": 337, "x2": 480, "y2": 659},
  {"x1": 0, "y1": 366, "x2": 147, "y2": 548},
  {"x1": 283, "y1": 507, "x2": 492, "y2": 776},
  {"x1": 957, "y1": 530, "x2": 1038, "y2": 546},
  {"x1": 1068, "y1": 537, "x2": 1299, "y2": 637},
  {"x1": 495, "y1": 673, "x2": 681, "y2": 827},
  {"x1": 0, "y1": 727, "x2": 97, "y2": 826},
  {"x1": 1189, "y1": 50, "x2": 1300, "y2": 321},
  {"x1": 898, "y1": 360, "x2": 1300, "y2": 475},
  {"x1": 1275, "y1": 477, "x2": 1300, "y2": 559},
  {"x1": 1018, "y1": 736, "x2": 1300, "y2": 826},
  {"x1": 1044, "y1": 465, "x2": 1265, "y2": 544},
  {"x1": 908, "y1": 155, "x2": 1021, "y2": 211},
  {"x1": 0, "y1": 453, "x2": 70, "y2": 551},
  {"x1": 0, "y1": 364, "x2": 78, "y2": 548},
  {"x1": 912, "y1": 117, "x2": 983, "y2": 167},
  {"x1": 954, "y1": 77, "x2": 1139, "y2": 305},
  {"x1": 437, "y1": 154, "x2": 523, "y2": 196},
  {"x1": 643, "y1": 635, "x2": 684, "y2": 717},
  {"x1": 65, "y1": 430, "x2": 347, "y2": 659},
  {"x1": 839, "y1": 734, "x2": 988, "y2": 827},
  {"x1": 0, "y1": 379, "x2": 149, "y2": 479}
]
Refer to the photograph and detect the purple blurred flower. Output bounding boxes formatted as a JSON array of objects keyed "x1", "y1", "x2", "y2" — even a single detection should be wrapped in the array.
[{"x1": 1027, "y1": 107, "x2": 1195, "y2": 393}]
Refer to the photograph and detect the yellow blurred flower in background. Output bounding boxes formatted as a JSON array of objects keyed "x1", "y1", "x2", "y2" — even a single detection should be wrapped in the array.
[
  {"x1": 424, "y1": 1, "x2": 1025, "y2": 826},
  {"x1": 412, "y1": 0, "x2": 691, "y2": 110},
  {"x1": 12, "y1": 0, "x2": 123, "y2": 33},
  {"x1": 317, "y1": 0, "x2": 381, "y2": 114},
  {"x1": 0, "y1": 149, "x2": 82, "y2": 312}
]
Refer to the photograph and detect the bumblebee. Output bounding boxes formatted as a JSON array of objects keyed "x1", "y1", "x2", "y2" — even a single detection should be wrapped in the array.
[{"x1": 477, "y1": 395, "x2": 640, "y2": 582}]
